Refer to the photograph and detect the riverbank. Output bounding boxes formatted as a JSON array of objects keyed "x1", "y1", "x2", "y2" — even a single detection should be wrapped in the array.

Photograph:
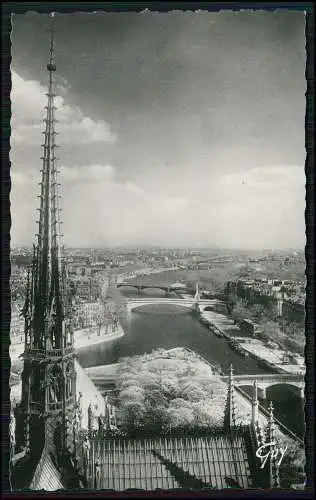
[
  {"x1": 10, "y1": 322, "x2": 125, "y2": 378},
  {"x1": 198, "y1": 309, "x2": 305, "y2": 376},
  {"x1": 75, "y1": 323, "x2": 124, "y2": 351}
]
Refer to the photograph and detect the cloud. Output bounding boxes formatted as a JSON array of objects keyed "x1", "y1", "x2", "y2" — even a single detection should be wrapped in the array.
[
  {"x1": 215, "y1": 165, "x2": 305, "y2": 210},
  {"x1": 124, "y1": 182, "x2": 144, "y2": 194},
  {"x1": 203, "y1": 165, "x2": 306, "y2": 248},
  {"x1": 10, "y1": 161, "x2": 192, "y2": 248},
  {"x1": 60, "y1": 164, "x2": 116, "y2": 182},
  {"x1": 11, "y1": 70, "x2": 117, "y2": 146},
  {"x1": 10, "y1": 160, "x2": 305, "y2": 249},
  {"x1": 220, "y1": 165, "x2": 305, "y2": 189}
]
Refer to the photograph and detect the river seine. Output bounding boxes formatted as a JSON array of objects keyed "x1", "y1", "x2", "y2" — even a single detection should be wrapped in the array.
[{"x1": 80, "y1": 271, "x2": 305, "y2": 438}]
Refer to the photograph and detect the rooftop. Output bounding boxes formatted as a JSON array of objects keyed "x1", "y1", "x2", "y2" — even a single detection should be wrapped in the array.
[{"x1": 88, "y1": 428, "x2": 256, "y2": 490}]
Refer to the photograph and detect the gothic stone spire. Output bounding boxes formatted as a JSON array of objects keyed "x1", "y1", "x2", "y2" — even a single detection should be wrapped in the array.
[
  {"x1": 35, "y1": 15, "x2": 64, "y2": 344},
  {"x1": 14, "y1": 16, "x2": 78, "y2": 485}
]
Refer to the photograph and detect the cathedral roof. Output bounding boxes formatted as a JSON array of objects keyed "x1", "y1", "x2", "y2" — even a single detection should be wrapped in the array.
[
  {"x1": 87, "y1": 427, "x2": 258, "y2": 491},
  {"x1": 30, "y1": 451, "x2": 64, "y2": 491},
  {"x1": 74, "y1": 359, "x2": 106, "y2": 428}
]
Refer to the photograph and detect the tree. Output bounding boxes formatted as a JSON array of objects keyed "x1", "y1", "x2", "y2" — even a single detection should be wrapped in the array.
[
  {"x1": 145, "y1": 385, "x2": 168, "y2": 408},
  {"x1": 119, "y1": 385, "x2": 145, "y2": 402},
  {"x1": 226, "y1": 291, "x2": 237, "y2": 313},
  {"x1": 193, "y1": 399, "x2": 225, "y2": 428},
  {"x1": 168, "y1": 398, "x2": 193, "y2": 410},
  {"x1": 143, "y1": 401, "x2": 170, "y2": 432},
  {"x1": 179, "y1": 381, "x2": 208, "y2": 402},
  {"x1": 258, "y1": 319, "x2": 281, "y2": 342},
  {"x1": 230, "y1": 299, "x2": 249, "y2": 324},
  {"x1": 120, "y1": 400, "x2": 146, "y2": 430},
  {"x1": 167, "y1": 406, "x2": 194, "y2": 428},
  {"x1": 249, "y1": 304, "x2": 265, "y2": 321},
  {"x1": 95, "y1": 313, "x2": 103, "y2": 335}
]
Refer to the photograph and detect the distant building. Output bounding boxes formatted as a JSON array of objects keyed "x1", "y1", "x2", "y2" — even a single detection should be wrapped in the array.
[
  {"x1": 70, "y1": 276, "x2": 101, "y2": 302},
  {"x1": 73, "y1": 301, "x2": 104, "y2": 329},
  {"x1": 10, "y1": 302, "x2": 24, "y2": 344},
  {"x1": 10, "y1": 267, "x2": 28, "y2": 302},
  {"x1": 238, "y1": 318, "x2": 262, "y2": 337},
  {"x1": 227, "y1": 278, "x2": 305, "y2": 322}
]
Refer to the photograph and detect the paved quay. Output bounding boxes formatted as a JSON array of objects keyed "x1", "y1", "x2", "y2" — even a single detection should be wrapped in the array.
[
  {"x1": 75, "y1": 324, "x2": 124, "y2": 350},
  {"x1": 199, "y1": 310, "x2": 305, "y2": 376}
]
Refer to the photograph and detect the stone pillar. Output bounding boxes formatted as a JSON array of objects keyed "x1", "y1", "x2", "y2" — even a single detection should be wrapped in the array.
[{"x1": 258, "y1": 386, "x2": 267, "y2": 400}]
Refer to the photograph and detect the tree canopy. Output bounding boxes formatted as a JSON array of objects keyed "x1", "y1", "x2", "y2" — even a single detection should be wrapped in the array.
[{"x1": 115, "y1": 349, "x2": 227, "y2": 433}]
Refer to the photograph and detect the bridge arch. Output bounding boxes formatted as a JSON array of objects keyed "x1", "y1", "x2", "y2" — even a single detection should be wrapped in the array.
[
  {"x1": 127, "y1": 300, "x2": 194, "y2": 313},
  {"x1": 116, "y1": 283, "x2": 139, "y2": 296},
  {"x1": 264, "y1": 382, "x2": 305, "y2": 400},
  {"x1": 140, "y1": 286, "x2": 169, "y2": 295},
  {"x1": 117, "y1": 284, "x2": 140, "y2": 291},
  {"x1": 237, "y1": 381, "x2": 304, "y2": 400},
  {"x1": 125, "y1": 297, "x2": 219, "y2": 314}
]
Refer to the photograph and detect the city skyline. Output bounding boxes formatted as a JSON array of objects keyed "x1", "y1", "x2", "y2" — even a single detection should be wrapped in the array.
[{"x1": 11, "y1": 11, "x2": 306, "y2": 250}]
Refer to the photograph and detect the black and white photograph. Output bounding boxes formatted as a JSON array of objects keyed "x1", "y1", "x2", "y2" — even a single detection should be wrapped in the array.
[{"x1": 9, "y1": 8, "x2": 307, "y2": 491}]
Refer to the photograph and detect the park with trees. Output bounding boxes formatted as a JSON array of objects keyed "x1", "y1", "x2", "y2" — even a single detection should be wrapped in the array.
[{"x1": 115, "y1": 348, "x2": 228, "y2": 435}]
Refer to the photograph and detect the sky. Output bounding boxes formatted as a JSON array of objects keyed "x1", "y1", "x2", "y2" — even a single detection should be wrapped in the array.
[{"x1": 10, "y1": 10, "x2": 306, "y2": 250}]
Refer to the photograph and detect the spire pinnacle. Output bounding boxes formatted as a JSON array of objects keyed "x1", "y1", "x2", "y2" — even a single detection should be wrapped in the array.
[
  {"x1": 224, "y1": 364, "x2": 237, "y2": 429},
  {"x1": 252, "y1": 380, "x2": 258, "y2": 401},
  {"x1": 47, "y1": 13, "x2": 56, "y2": 73},
  {"x1": 252, "y1": 380, "x2": 259, "y2": 426},
  {"x1": 266, "y1": 401, "x2": 275, "y2": 442},
  {"x1": 265, "y1": 401, "x2": 280, "y2": 488}
]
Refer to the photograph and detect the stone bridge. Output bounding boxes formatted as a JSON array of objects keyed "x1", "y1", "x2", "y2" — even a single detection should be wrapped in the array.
[
  {"x1": 125, "y1": 297, "x2": 219, "y2": 313},
  {"x1": 221, "y1": 373, "x2": 305, "y2": 399},
  {"x1": 117, "y1": 283, "x2": 188, "y2": 295}
]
